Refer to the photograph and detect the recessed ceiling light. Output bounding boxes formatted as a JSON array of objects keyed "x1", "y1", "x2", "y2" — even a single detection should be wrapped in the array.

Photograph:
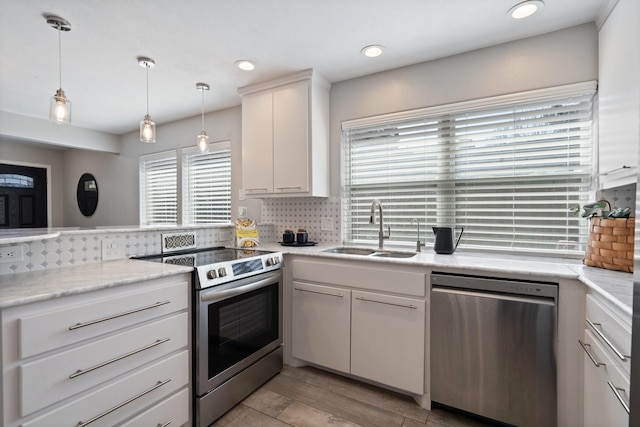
[
  {"x1": 361, "y1": 45, "x2": 385, "y2": 58},
  {"x1": 235, "y1": 60, "x2": 255, "y2": 71},
  {"x1": 508, "y1": 1, "x2": 544, "y2": 19}
]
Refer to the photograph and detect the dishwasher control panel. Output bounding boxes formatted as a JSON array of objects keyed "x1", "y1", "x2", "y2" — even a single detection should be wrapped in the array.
[{"x1": 430, "y1": 272, "x2": 558, "y2": 299}]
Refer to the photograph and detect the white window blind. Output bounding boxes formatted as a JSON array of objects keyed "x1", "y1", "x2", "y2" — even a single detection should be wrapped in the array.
[
  {"x1": 182, "y1": 141, "x2": 232, "y2": 224},
  {"x1": 342, "y1": 82, "x2": 596, "y2": 254},
  {"x1": 139, "y1": 151, "x2": 177, "y2": 225}
]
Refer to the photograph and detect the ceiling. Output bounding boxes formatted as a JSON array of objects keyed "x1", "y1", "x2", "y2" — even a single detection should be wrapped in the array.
[{"x1": 0, "y1": 0, "x2": 612, "y2": 136}]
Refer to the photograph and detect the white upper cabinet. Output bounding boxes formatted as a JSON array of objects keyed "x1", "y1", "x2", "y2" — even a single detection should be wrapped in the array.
[
  {"x1": 597, "y1": 0, "x2": 640, "y2": 189},
  {"x1": 239, "y1": 69, "x2": 330, "y2": 197}
]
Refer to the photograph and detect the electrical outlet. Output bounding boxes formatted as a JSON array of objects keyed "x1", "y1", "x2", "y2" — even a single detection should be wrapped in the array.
[
  {"x1": 0, "y1": 246, "x2": 23, "y2": 263},
  {"x1": 238, "y1": 206, "x2": 248, "y2": 218},
  {"x1": 102, "y1": 238, "x2": 126, "y2": 261},
  {"x1": 321, "y1": 217, "x2": 334, "y2": 231}
]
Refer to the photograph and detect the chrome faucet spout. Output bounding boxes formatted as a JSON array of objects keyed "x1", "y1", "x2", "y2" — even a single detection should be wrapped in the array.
[{"x1": 370, "y1": 199, "x2": 390, "y2": 249}]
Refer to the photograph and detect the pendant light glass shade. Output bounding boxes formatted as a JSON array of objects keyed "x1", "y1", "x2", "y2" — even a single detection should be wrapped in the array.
[
  {"x1": 196, "y1": 83, "x2": 210, "y2": 152},
  {"x1": 50, "y1": 88, "x2": 71, "y2": 124},
  {"x1": 138, "y1": 57, "x2": 156, "y2": 143},
  {"x1": 140, "y1": 114, "x2": 156, "y2": 143},
  {"x1": 47, "y1": 16, "x2": 72, "y2": 124}
]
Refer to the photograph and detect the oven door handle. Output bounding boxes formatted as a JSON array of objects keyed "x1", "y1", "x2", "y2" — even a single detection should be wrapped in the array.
[{"x1": 200, "y1": 274, "x2": 278, "y2": 303}]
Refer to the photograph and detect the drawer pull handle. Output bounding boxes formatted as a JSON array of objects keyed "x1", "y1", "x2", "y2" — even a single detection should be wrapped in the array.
[
  {"x1": 607, "y1": 381, "x2": 630, "y2": 414},
  {"x1": 276, "y1": 186, "x2": 302, "y2": 191},
  {"x1": 585, "y1": 318, "x2": 630, "y2": 362},
  {"x1": 355, "y1": 296, "x2": 417, "y2": 310},
  {"x1": 578, "y1": 340, "x2": 606, "y2": 367},
  {"x1": 69, "y1": 300, "x2": 170, "y2": 330},
  {"x1": 69, "y1": 338, "x2": 170, "y2": 379},
  {"x1": 77, "y1": 378, "x2": 171, "y2": 426},
  {"x1": 294, "y1": 287, "x2": 344, "y2": 298},
  {"x1": 158, "y1": 422, "x2": 172, "y2": 427}
]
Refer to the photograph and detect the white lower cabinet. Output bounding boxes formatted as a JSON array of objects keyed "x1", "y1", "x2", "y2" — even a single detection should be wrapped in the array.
[
  {"x1": 289, "y1": 257, "x2": 426, "y2": 395},
  {"x1": 1, "y1": 274, "x2": 191, "y2": 427},
  {"x1": 351, "y1": 290, "x2": 425, "y2": 394},
  {"x1": 580, "y1": 293, "x2": 631, "y2": 427},
  {"x1": 582, "y1": 330, "x2": 629, "y2": 427},
  {"x1": 291, "y1": 282, "x2": 351, "y2": 373}
]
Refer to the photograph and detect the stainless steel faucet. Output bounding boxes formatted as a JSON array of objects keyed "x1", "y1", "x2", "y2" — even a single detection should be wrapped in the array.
[
  {"x1": 370, "y1": 199, "x2": 390, "y2": 249},
  {"x1": 411, "y1": 218, "x2": 425, "y2": 252}
]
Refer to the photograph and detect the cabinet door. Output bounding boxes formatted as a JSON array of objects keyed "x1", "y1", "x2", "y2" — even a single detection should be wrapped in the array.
[
  {"x1": 582, "y1": 330, "x2": 629, "y2": 427},
  {"x1": 351, "y1": 290, "x2": 425, "y2": 394},
  {"x1": 291, "y1": 282, "x2": 350, "y2": 373},
  {"x1": 242, "y1": 90, "x2": 274, "y2": 194},
  {"x1": 273, "y1": 80, "x2": 309, "y2": 194}
]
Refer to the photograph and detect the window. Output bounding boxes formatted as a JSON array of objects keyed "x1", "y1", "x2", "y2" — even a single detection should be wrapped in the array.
[
  {"x1": 182, "y1": 141, "x2": 232, "y2": 224},
  {"x1": 139, "y1": 150, "x2": 177, "y2": 225},
  {"x1": 342, "y1": 82, "x2": 596, "y2": 254}
]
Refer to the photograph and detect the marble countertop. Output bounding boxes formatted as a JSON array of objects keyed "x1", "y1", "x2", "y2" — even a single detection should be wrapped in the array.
[
  {"x1": 260, "y1": 242, "x2": 634, "y2": 317},
  {"x1": 1, "y1": 242, "x2": 633, "y2": 318},
  {"x1": 0, "y1": 258, "x2": 193, "y2": 309}
]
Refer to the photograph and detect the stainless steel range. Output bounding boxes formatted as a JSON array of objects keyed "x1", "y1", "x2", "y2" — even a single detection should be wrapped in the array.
[{"x1": 136, "y1": 246, "x2": 283, "y2": 426}]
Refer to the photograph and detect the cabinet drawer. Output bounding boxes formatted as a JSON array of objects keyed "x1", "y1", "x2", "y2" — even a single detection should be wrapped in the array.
[
  {"x1": 581, "y1": 329, "x2": 629, "y2": 426},
  {"x1": 20, "y1": 312, "x2": 188, "y2": 417},
  {"x1": 18, "y1": 279, "x2": 188, "y2": 358},
  {"x1": 585, "y1": 294, "x2": 631, "y2": 374},
  {"x1": 21, "y1": 350, "x2": 189, "y2": 427},
  {"x1": 119, "y1": 388, "x2": 189, "y2": 427}
]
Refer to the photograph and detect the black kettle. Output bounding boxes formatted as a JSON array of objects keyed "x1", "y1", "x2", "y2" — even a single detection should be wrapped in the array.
[{"x1": 432, "y1": 226, "x2": 464, "y2": 254}]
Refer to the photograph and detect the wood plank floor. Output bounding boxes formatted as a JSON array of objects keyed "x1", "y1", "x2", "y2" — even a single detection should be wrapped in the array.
[{"x1": 213, "y1": 365, "x2": 493, "y2": 427}]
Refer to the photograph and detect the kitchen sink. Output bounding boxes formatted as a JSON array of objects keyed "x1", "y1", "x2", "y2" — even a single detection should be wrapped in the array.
[
  {"x1": 323, "y1": 247, "x2": 377, "y2": 256},
  {"x1": 371, "y1": 251, "x2": 416, "y2": 259},
  {"x1": 323, "y1": 247, "x2": 416, "y2": 259}
]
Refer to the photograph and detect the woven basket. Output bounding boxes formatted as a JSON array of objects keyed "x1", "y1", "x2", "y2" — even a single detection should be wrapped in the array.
[{"x1": 584, "y1": 217, "x2": 635, "y2": 273}]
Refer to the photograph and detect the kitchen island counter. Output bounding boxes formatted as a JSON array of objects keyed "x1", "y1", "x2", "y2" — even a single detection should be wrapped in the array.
[{"x1": 0, "y1": 258, "x2": 193, "y2": 309}]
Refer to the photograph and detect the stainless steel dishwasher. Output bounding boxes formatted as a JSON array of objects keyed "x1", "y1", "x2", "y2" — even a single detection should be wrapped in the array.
[{"x1": 430, "y1": 272, "x2": 558, "y2": 427}]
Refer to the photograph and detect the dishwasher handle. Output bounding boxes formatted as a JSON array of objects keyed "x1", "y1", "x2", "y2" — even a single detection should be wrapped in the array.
[{"x1": 432, "y1": 286, "x2": 556, "y2": 306}]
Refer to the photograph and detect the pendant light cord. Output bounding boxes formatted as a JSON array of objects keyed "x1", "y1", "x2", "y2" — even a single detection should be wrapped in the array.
[
  {"x1": 57, "y1": 24, "x2": 62, "y2": 89},
  {"x1": 146, "y1": 64, "x2": 150, "y2": 116},
  {"x1": 201, "y1": 88, "x2": 205, "y2": 131}
]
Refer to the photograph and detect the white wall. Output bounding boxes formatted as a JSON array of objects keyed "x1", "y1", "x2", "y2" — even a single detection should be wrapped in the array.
[
  {"x1": 2, "y1": 23, "x2": 599, "y2": 227},
  {"x1": 329, "y1": 23, "x2": 599, "y2": 196}
]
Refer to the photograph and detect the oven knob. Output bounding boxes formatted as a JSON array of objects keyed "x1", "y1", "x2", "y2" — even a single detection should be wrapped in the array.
[
  {"x1": 271, "y1": 257, "x2": 280, "y2": 265},
  {"x1": 218, "y1": 267, "x2": 227, "y2": 277},
  {"x1": 266, "y1": 257, "x2": 274, "y2": 266},
  {"x1": 207, "y1": 269, "x2": 217, "y2": 279}
]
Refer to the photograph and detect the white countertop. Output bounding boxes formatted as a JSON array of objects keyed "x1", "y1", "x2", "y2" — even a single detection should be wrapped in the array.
[
  {"x1": 0, "y1": 243, "x2": 633, "y2": 317},
  {"x1": 0, "y1": 258, "x2": 193, "y2": 309},
  {"x1": 260, "y1": 242, "x2": 634, "y2": 317}
]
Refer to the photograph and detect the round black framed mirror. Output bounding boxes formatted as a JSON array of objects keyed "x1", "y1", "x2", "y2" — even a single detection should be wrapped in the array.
[{"x1": 77, "y1": 173, "x2": 98, "y2": 216}]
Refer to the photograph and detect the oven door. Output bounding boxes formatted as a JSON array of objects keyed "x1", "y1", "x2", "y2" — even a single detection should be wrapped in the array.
[{"x1": 195, "y1": 269, "x2": 282, "y2": 396}]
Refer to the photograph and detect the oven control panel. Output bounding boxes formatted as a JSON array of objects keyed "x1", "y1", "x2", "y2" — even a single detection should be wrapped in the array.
[{"x1": 196, "y1": 252, "x2": 283, "y2": 289}]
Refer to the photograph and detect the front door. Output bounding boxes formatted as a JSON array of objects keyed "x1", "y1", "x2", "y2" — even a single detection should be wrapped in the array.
[{"x1": 0, "y1": 163, "x2": 48, "y2": 228}]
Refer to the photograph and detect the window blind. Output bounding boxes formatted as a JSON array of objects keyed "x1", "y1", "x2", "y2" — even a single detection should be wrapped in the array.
[
  {"x1": 182, "y1": 142, "x2": 232, "y2": 224},
  {"x1": 343, "y1": 83, "x2": 595, "y2": 253},
  {"x1": 139, "y1": 151, "x2": 177, "y2": 225}
]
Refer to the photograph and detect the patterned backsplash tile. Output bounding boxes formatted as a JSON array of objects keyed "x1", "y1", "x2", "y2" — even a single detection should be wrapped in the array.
[
  {"x1": 0, "y1": 226, "x2": 234, "y2": 275},
  {"x1": 261, "y1": 197, "x2": 342, "y2": 244}
]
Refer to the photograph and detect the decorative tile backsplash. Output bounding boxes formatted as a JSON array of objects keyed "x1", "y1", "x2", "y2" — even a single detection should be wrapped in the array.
[
  {"x1": 261, "y1": 197, "x2": 342, "y2": 244},
  {"x1": 599, "y1": 183, "x2": 636, "y2": 211},
  {"x1": 0, "y1": 226, "x2": 233, "y2": 275}
]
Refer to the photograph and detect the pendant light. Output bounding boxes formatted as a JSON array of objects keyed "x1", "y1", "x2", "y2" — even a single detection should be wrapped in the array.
[
  {"x1": 138, "y1": 57, "x2": 156, "y2": 143},
  {"x1": 196, "y1": 83, "x2": 210, "y2": 152},
  {"x1": 46, "y1": 16, "x2": 72, "y2": 124}
]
